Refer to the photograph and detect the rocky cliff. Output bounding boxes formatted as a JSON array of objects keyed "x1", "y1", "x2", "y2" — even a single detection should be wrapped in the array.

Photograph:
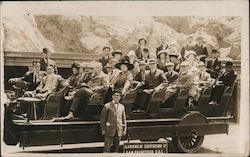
[{"x1": 3, "y1": 15, "x2": 241, "y2": 60}]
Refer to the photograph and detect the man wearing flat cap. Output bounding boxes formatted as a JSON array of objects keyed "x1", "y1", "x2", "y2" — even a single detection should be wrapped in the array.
[
  {"x1": 135, "y1": 38, "x2": 147, "y2": 59},
  {"x1": 134, "y1": 58, "x2": 168, "y2": 111},
  {"x1": 99, "y1": 46, "x2": 113, "y2": 74},
  {"x1": 39, "y1": 48, "x2": 58, "y2": 74},
  {"x1": 209, "y1": 60, "x2": 237, "y2": 105},
  {"x1": 206, "y1": 49, "x2": 222, "y2": 79}
]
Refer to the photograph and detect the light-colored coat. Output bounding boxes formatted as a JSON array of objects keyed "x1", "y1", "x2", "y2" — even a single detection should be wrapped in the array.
[{"x1": 100, "y1": 101, "x2": 127, "y2": 137}]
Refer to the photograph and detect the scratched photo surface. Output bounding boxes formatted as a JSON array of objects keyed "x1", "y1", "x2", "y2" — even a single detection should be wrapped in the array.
[{"x1": 1, "y1": 1, "x2": 249, "y2": 157}]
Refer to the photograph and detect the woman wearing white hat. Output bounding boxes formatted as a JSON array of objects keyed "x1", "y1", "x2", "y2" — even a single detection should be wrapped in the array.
[
  {"x1": 157, "y1": 50, "x2": 169, "y2": 72},
  {"x1": 184, "y1": 50, "x2": 199, "y2": 68}
]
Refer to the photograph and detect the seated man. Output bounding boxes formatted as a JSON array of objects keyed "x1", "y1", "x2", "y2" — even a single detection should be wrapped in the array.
[
  {"x1": 209, "y1": 60, "x2": 237, "y2": 105},
  {"x1": 23, "y1": 65, "x2": 60, "y2": 119},
  {"x1": 163, "y1": 61, "x2": 193, "y2": 103},
  {"x1": 134, "y1": 59, "x2": 168, "y2": 111},
  {"x1": 65, "y1": 62, "x2": 109, "y2": 119},
  {"x1": 39, "y1": 48, "x2": 58, "y2": 74},
  {"x1": 133, "y1": 60, "x2": 147, "y2": 84},
  {"x1": 165, "y1": 62, "x2": 179, "y2": 84},
  {"x1": 193, "y1": 61, "x2": 214, "y2": 103},
  {"x1": 206, "y1": 49, "x2": 222, "y2": 79},
  {"x1": 9, "y1": 61, "x2": 46, "y2": 92},
  {"x1": 34, "y1": 65, "x2": 60, "y2": 99}
]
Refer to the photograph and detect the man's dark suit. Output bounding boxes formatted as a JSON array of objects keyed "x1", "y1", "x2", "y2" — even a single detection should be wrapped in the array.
[
  {"x1": 99, "y1": 56, "x2": 112, "y2": 74},
  {"x1": 22, "y1": 71, "x2": 46, "y2": 91},
  {"x1": 134, "y1": 69, "x2": 167, "y2": 110},
  {"x1": 100, "y1": 101, "x2": 126, "y2": 152},
  {"x1": 39, "y1": 58, "x2": 57, "y2": 73},
  {"x1": 165, "y1": 70, "x2": 179, "y2": 84},
  {"x1": 206, "y1": 58, "x2": 222, "y2": 78},
  {"x1": 210, "y1": 70, "x2": 237, "y2": 103}
]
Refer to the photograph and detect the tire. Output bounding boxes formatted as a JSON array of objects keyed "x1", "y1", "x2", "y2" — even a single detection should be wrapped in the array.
[
  {"x1": 173, "y1": 112, "x2": 207, "y2": 153},
  {"x1": 173, "y1": 132, "x2": 204, "y2": 153}
]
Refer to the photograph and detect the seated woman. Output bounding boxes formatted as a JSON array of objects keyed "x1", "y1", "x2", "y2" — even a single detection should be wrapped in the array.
[
  {"x1": 157, "y1": 50, "x2": 169, "y2": 72},
  {"x1": 106, "y1": 58, "x2": 134, "y2": 102},
  {"x1": 67, "y1": 62, "x2": 81, "y2": 89}
]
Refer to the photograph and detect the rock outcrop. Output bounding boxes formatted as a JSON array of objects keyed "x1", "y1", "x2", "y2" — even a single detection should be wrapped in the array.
[{"x1": 3, "y1": 15, "x2": 241, "y2": 60}]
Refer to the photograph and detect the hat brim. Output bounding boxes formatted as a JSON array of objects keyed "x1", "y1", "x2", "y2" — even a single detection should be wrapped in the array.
[
  {"x1": 112, "y1": 51, "x2": 122, "y2": 56},
  {"x1": 115, "y1": 62, "x2": 134, "y2": 70},
  {"x1": 157, "y1": 51, "x2": 168, "y2": 58},
  {"x1": 169, "y1": 54, "x2": 178, "y2": 58}
]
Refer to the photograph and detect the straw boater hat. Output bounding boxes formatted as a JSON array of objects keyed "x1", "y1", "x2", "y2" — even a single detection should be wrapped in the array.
[
  {"x1": 165, "y1": 62, "x2": 174, "y2": 67},
  {"x1": 112, "y1": 50, "x2": 123, "y2": 57},
  {"x1": 157, "y1": 50, "x2": 168, "y2": 58},
  {"x1": 184, "y1": 50, "x2": 197, "y2": 59},
  {"x1": 115, "y1": 58, "x2": 134, "y2": 70},
  {"x1": 180, "y1": 61, "x2": 190, "y2": 67}
]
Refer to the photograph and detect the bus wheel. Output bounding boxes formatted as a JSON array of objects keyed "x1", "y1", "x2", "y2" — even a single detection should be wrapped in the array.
[
  {"x1": 173, "y1": 131, "x2": 204, "y2": 153},
  {"x1": 173, "y1": 112, "x2": 207, "y2": 153}
]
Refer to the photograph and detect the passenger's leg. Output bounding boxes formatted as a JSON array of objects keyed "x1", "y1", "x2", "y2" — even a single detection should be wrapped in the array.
[
  {"x1": 140, "y1": 91, "x2": 152, "y2": 110},
  {"x1": 216, "y1": 86, "x2": 226, "y2": 103},
  {"x1": 68, "y1": 87, "x2": 94, "y2": 118}
]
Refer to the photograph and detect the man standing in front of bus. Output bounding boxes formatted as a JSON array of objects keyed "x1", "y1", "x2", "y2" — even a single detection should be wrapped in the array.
[{"x1": 100, "y1": 90, "x2": 127, "y2": 153}]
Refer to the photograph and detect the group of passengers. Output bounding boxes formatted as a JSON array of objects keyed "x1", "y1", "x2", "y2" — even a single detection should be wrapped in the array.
[{"x1": 9, "y1": 35, "x2": 237, "y2": 119}]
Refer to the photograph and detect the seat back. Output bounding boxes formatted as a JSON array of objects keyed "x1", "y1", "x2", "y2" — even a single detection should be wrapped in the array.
[
  {"x1": 172, "y1": 89, "x2": 189, "y2": 111},
  {"x1": 121, "y1": 82, "x2": 142, "y2": 104}
]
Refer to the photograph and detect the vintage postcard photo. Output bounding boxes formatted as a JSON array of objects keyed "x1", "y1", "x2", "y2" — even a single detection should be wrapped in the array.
[{"x1": 1, "y1": 1, "x2": 249, "y2": 157}]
